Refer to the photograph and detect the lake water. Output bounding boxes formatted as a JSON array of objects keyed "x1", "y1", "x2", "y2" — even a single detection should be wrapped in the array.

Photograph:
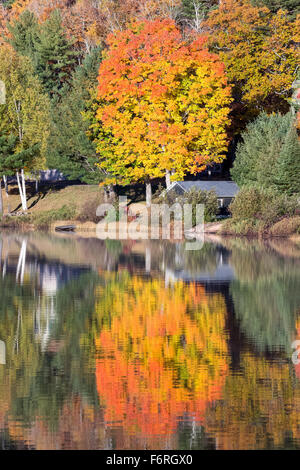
[{"x1": 0, "y1": 232, "x2": 299, "y2": 450}]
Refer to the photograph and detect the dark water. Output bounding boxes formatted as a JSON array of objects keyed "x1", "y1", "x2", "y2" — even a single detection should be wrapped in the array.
[{"x1": 0, "y1": 232, "x2": 300, "y2": 450}]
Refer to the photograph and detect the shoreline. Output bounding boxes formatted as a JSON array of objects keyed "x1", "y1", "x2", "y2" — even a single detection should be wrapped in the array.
[{"x1": 1, "y1": 218, "x2": 299, "y2": 241}]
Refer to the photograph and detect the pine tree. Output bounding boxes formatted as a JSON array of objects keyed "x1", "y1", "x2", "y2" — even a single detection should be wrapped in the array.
[
  {"x1": 252, "y1": 0, "x2": 300, "y2": 17},
  {"x1": 46, "y1": 47, "x2": 104, "y2": 183},
  {"x1": 7, "y1": 9, "x2": 78, "y2": 99},
  {"x1": 231, "y1": 112, "x2": 295, "y2": 189},
  {"x1": 33, "y1": 9, "x2": 78, "y2": 98},
  {"x1": 7, "y1": 10, "x2": 39, "y2": 58},
  {"x1": 274, "y1": 127, "x2": 300, "y2": 195}
]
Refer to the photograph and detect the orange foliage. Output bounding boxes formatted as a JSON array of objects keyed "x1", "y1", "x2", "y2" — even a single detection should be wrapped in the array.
[
  {"x1": 94, "y1": 19, "x2": 231, "y2": 185},
  {"x1": 95, "y1": 276, "x2": 229, "y2": 438}
]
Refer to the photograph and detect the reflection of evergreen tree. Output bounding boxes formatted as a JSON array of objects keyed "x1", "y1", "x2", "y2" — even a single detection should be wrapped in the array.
[
  {"x1": 0, "y1": 274, "x2": 44, "y2": 427},
  {"x1": 229, "y1": 239, "x2": 300, "y2": 283},
  {"x1": 226, "y1": 239, "x2": 300, "y2": 353},
  {"x1": 20, "y1": 272, "x2": 102, "y2": 428},
  {"x1": 177, "y1": 422, "x2": 216, "y2": 450},
  {"x1": 231, "y1": 271, "x2": 300, "y2": 353},
  {"x1": 183, "y1": 242, "x2": 221, "y2": 275},
  {"x1": 0, "y1": 271, "x2": 102, "y2": 433}
]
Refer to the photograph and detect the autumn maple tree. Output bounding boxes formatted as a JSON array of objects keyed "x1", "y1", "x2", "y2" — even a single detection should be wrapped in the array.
[{"x1": 92, "y1": 19, "x2": 231, "y2": 204}]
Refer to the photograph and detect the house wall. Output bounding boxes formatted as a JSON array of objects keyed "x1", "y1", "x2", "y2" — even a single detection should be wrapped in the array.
[{"x1": 218, "y1": 197, "x2": 234, "y2": 208}]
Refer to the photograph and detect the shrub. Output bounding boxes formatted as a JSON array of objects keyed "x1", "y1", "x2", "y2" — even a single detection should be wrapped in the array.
[
  {"x1": 179, "y1": 187, "x2": 218, "y2": 223},
  {"x1": 229, "y1": 186, "x2": 299, "y2": 231},
  {"x1": 222, "y1": 218, "x2": 265, "y2": 236},
  {"x1": 229, "y1": 186, "x2": 262, "y2": 220},
  {"x1": 154, "y1": 187, "x2": 218, "y2": 224}
]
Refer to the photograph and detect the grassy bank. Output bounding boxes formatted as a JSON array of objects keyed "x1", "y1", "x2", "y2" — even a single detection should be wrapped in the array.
[
  {"x1": 1, "y1": 183, "x2": 300, "y2": 238},
  {"x1": 0, "y1": 183, "x2": 103, "y2": 229}
]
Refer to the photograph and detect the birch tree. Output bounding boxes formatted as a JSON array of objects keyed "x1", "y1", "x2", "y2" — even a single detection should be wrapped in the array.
[{"x1": 0, "y1": 45, "x2": 50, "y2": 211}]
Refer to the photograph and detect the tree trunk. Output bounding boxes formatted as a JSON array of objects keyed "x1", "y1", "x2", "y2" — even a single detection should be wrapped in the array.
[
  {"x1": 21, "y1": 169, "x2": 27, "y2": 210},
  {"x1": 165, "y1": 170, "x2": 171, "y2": 189},
  {"x1": 35, "y1": 176, "x2": 39, "y2": 194},
  {"x1": 3, "y1": 175, "x2": 8, "y2": 196},
  {"x1": 0, "y1": 179, "x2": 3, "y2": 217},
  {"x1": 146, "y1": 180, "x2": 152, "y2": 207},
  {"x1": 109, "y1": 184, "x2": 115, "y2": 200},
  {"x1": 16, "y1": 171, "x2": 27, "y2": 212},
  {"x1": 16, "y1": 172, "x2": 22, "y2": 209},
  {"x1": 0, "y1": 236, "x2": 2, "y2": 272},
  {"x1": 104, "y1": 184, "x2": 115, "y2": 202},
  {"x1": 3, "y1": 175, "x2": 10, "y2": 214}
]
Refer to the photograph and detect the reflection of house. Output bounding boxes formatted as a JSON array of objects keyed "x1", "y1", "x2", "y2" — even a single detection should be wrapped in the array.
[
  {"x1": 34, "y1": 263, "x2": 89, "y2": 350},
  {"x1": 167, "y1": 263, "x2": 235, "y2": 284},
  {"x1": 164, "y1": 248, "x2": 235, "y2": 285},
  {"x1": 167, "y1": 181, "x2": 240, "y2": 208}
]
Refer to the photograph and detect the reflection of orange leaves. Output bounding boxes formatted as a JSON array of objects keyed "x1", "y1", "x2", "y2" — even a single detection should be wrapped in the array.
[{"x1": 95, "y1": 276, "x2": 229, "y2": 438}]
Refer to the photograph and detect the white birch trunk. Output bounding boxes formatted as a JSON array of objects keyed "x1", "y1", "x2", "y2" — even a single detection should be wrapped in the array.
[
  {"x1": 21, "y1": 169, "x2": 27, "y2": 211},
  {"x1": 146, "y1": 181, "x2": 152, "y2": 207},
  {"x1": 166, "y1": 170, "x2": 171, "y2": 189},
  {"x1": 16, "y1": 171, "x2": 27, "y2": 211}
]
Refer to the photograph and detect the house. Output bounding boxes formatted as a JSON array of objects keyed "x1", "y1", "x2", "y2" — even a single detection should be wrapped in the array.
[{"x1": 167, "y1": 180, "x2": 240, "y2": 208}]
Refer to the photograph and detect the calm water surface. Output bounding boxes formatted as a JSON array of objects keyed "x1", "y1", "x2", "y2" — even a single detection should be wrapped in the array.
[{"x1": 0, "y1": 232, "x2": 299, "y2": 450}]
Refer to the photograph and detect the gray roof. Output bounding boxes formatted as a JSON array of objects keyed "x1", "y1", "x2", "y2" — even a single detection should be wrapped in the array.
[{"x1": 169, "y1": 180, "x2": 239, "y2": 198}]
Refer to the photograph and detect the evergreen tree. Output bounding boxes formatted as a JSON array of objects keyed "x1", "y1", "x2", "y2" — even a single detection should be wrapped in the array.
[
  {"x1": 274, "y1": 127, "x2": 300, "y2": 195},
  {"x1": 7, "y1": 10, "x2": 39, "y2": 58},
  {"x1": 231, "y1": 111, "x2": 300, "y2": 193},
  {"x1": 0, "y1": 0, "x2": 15, "y2": 6},
  {"x1": 46, "y1": 47, "x2": 104, "y2": 183},
  {"x1": 231, "y1": 112, "x2": 293, "y2": 188},
  {"x1": 33, "y1": 10, "x2": 78, "y2": 98},
  {"x1": 7, "y1": 9, "x2": 78, "y2": 99},
  {"x1": 252, "y1": 0, "x2": 300, "y2": 17}
]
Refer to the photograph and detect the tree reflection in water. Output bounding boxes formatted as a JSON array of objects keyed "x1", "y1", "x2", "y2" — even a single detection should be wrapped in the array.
[{"x1": 0, "y1": 233, "x2": 298, "y2": 449}]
